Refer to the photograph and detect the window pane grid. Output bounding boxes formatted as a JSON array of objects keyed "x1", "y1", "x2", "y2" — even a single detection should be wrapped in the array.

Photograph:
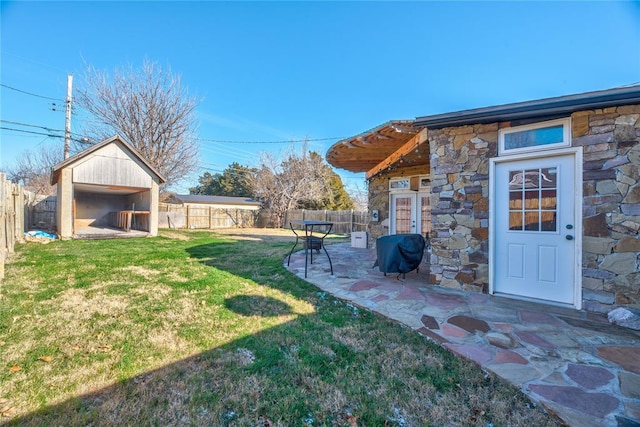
[
  {"x1": 396, "y1": 197, "x2": 412, "y2": 234},
  {"x1": 508, "y1": 167, "x2": 558, "y2": 232}
]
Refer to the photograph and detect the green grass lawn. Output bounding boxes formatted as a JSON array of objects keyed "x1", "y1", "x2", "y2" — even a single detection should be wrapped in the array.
[{"x1": 0, "y1": 229, "x2": 558, "y2": 426}]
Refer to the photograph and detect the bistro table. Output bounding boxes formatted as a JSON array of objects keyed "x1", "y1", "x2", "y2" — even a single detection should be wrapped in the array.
[{"x1": 287, "y1": 220, "x2": 334, "y2": 278}]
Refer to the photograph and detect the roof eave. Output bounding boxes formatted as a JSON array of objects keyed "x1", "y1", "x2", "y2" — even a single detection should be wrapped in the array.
[{"x1": 415, "y1": 85, "x2": 640, "y2": 129}]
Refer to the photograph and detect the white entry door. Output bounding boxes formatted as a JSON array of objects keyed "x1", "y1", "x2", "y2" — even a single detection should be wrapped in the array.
[{"x1": 493, "y1": 153, "x2": 578, "y2": 305}]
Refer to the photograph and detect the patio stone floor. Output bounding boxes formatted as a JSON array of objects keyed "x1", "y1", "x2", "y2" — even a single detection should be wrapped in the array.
[{"x1": 285, "y1": 242, "x2": 640, "y2": 427}]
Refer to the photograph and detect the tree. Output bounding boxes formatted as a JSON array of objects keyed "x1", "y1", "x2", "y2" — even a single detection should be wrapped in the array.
[
  {"x1": 6, "y1": 142, "x2": 62, "y2": 197},
  {"x1": 190, "y1": 163, "x2": 256, "y2": 197},
  {"x1": 299, "y1": 152, "x2": 354, "y2": 211},
  {"x1": 249, "y1": 146, "x2": 354, "y2": 227},
  {"x1": 77, "y1": 60, "x2": 200, "y2": 188}
]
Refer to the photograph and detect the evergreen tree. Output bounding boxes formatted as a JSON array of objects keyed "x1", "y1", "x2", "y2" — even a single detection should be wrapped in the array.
[{"x1": 190, "y1": 163, "x2": 256, "y2": 197}]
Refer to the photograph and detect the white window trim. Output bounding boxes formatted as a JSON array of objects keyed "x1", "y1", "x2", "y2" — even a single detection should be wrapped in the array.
[{"x1": 499, "y1": 118, "x2": 571, "y2": 156}]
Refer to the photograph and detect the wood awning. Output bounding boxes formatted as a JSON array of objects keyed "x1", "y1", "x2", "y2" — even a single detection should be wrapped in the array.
[{"x1": 326, "y1": 120, "x2": 430, "y2": 180}]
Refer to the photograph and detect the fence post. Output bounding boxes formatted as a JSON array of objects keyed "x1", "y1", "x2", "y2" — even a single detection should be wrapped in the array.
[
  {"x1": 15, "y1": 184, "x2": 24, "y2": 242},
  {"x1": 350, "y1": 209, "x2": 354, "y2": 233},
  {"x1": 302, "y1": 209, "x2": 306, "y2": 221},
  {"x1": 0, "y1": 173, "x2": 6, "y2": 281}
]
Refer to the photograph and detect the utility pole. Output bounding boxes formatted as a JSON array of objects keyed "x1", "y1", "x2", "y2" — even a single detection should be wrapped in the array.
[{"x1": 63, "y1": 74, "x2": 73, "y2": 159}]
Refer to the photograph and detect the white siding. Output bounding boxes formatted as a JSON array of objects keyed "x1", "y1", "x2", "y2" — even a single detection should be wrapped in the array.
[{"x1": 72, "y1": 143, "x2": 152, "y2": 188}]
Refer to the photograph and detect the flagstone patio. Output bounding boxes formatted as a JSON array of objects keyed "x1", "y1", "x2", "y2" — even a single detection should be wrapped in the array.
[{"x1": 285, "y1": 242, "x2": 640, "y2": 426}]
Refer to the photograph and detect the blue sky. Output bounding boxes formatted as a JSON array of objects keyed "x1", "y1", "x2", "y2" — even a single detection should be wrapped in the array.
[{"x1": 1, "y1": 1, "x2": 639, "y2": 194}]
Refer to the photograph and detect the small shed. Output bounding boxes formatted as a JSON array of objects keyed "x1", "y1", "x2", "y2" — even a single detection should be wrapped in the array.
[
  {"x1": 160, "y1": 194, "x2": 261, "y2": 229},
  {"x1": 50, "y1": 135, "x2": 166, "y2": 239}
]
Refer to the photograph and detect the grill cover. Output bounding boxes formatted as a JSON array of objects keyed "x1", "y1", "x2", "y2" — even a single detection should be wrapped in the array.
[{"x1": 374, "y1": 234, "x2": 426, "y2": 275}]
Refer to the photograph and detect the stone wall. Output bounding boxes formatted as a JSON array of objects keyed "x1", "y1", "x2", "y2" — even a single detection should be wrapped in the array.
[
  {"x1": 427, "y1": 124, "x2": 497, "y2": 293},
  {"x1": 367, "y1": 175, "x2": 390, "y2": 241},
  {"x1": 575, "y1": 105, "x2": 640, "y2": 312}
]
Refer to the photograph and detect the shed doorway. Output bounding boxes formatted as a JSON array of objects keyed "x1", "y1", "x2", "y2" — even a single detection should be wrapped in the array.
[{"x1": 73, "y1": 183, "x2": 152, "y2": 238}]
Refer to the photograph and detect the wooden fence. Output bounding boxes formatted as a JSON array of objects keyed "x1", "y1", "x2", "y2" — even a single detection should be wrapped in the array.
[
  {"x1": 158, "y1": 203, "x2": 259, "y2": 229},
  {"x1": 0, "y1": 173, "x2": 25, "y2": 280},
  {"x1": 24, "y1": 193, "x2": 57, "y2": 231},
  {"x1": 284, "y1": 209, "x2": 368, "y2": 234}
]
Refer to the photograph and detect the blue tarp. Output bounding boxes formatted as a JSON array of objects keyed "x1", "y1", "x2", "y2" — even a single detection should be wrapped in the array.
[{"x1": 24, "y1": 230, "x2": 57, "y2": 239}]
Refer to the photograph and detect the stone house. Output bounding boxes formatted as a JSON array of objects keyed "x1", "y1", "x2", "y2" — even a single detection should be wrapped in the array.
[
  {"x1": 326, "y1": 86, "x2": 640, "y2": 313},
  {"x1": 51, "y1": 135, "x2": 165, "y2": 239}
]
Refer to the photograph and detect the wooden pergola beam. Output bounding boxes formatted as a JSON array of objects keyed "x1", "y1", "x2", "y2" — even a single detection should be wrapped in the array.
[{"x1": 365, "y1": 128, "x2": 428, "y2": 180}]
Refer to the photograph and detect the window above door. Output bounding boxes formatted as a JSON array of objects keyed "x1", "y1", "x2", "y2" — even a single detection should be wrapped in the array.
[{"x1": 499, "y1": 118, "x2": 571, "y2": 156}]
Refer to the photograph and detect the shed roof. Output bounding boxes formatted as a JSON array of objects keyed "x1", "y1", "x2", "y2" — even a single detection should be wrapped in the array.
[
  {"x1": 414, "y1": 85, "x2": 640, "y2": 128},
  {"x1": 50, "y1": 135, "x2": 166, "y2": 185},
  {"x1": 173, "y1": 194, "x2": 261, "y2": 207}
]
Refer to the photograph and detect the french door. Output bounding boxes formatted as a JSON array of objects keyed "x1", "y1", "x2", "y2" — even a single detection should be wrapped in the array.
[{"x1": 390, "y1": 192, "x2": 430, "y2": 237}]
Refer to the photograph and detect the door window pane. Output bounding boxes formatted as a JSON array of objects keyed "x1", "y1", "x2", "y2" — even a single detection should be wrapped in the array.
[
  {"x1": 540, "y1": 211, "x2": 557, "y2": 231},
  {"x1": 524, "y1": 211, "x2": 539, "y2": 231},
  {"x1": 509, "y1": 211, "x2": 523, "y2": 230}
]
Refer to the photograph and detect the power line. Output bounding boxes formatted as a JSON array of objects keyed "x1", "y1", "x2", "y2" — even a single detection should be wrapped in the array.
[
  {"x1": 195, "y1": 136, "x2": 348, "y2": 144},
  {"x1": 0, "y1": 119, "x2": 86, "y2": 140},
  {"x1": 0, "y1": 83, "x2": 65, "y2": 102},
  {"x1": 0, "y1": 126, "x2": 62, "y2": 138},
  {"x1": 1, "y1": 119, "x2": 61, "y2": 133},
  {"x1": 0, "y1": 126, "x2": 86, "y2": 144}
]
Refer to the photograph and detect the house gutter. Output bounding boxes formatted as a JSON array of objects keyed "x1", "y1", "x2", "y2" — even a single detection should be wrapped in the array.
[{"x1": 414, "y1": 85, "x2": 640, "y2": 129}]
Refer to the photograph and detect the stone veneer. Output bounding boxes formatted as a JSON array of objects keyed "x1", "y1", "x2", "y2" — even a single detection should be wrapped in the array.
[
  {"x1": 367, "y1": 174, "x2": 391, "y2": 241},
  {"x1": 427, "y1": 123, "x2": 496, "y2": 294},
  {"x1": 576, "y1": 105, "x2": 640, "y2": 312},
  {"x1": 367, "y1": 104, "x2": 640, "y2": 313}
]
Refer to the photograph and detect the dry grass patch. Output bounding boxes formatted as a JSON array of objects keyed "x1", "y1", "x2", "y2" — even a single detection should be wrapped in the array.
[{"x1": 119, "y1": 265, "x2": 161, "y2": 278}]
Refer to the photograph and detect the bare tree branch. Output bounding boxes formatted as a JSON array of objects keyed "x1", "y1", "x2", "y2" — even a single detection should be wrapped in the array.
[
  {"x1": 76, "y1": 60, "x2": 200, "y2": 188},
  {"x1": 249, "y1": 143, "x2": 334, "y2": 227},
  {"x1": 6, "y1": 142, "x2": 62, "y2": 197}
]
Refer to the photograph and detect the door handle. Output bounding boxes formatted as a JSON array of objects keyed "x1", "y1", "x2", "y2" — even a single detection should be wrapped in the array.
[{"x1": 566, "y1": 235, "x2": 574, "y2": 240}]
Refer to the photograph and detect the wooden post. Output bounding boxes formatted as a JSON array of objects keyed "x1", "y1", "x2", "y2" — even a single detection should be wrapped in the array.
[
  {"x1": 0, "y1": 173, "x2": 7, "y2": 281},
  {"x1": 350, "y1": 209, "x2": 354, "y2": 233},
  {"x1": 72, "y1": 198, "x2": 76, "y2": 235},
  {"x1": 15, "y1": 184, "x2": 24, "y2": 241},
  {"x1": 208, "y1": 206, "x2": 212, "y2": 229}
]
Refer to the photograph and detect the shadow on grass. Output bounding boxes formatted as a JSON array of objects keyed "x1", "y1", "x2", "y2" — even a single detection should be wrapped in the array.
[
  {"x1": 224, "y1": 295, "x2": 294, "y2": 317},
  {"x1": 6, "y1": 235, "x2": 557, "y2": 426}
]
